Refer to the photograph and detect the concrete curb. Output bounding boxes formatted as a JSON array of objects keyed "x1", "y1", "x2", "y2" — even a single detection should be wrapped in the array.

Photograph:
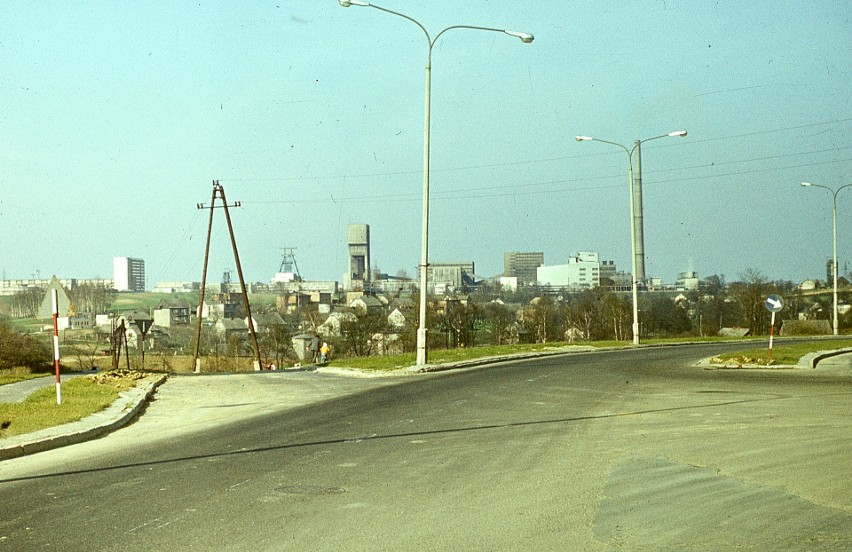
[
  {"x1": 698, "y1": 346, "x2": 852, "y2": 370},
  {"x1": 0, "y1": 375, "x2": 167, "y2": 462},
  {"x1": 802, "y1": 346, "x2": 852, "y2": 369}
]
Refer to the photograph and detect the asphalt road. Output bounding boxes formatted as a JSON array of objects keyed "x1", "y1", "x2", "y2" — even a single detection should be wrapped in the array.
[{"x1": 1, "y1": 344, "x2": 850, "y2": 551}]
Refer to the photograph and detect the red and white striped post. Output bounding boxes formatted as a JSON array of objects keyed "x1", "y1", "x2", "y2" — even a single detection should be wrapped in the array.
[
  {"x1": 765, "y1": 294, "x2": 783, "y2": 362},
  {"x1": 51, "y1": 289, "x2": 62, "y2": 405},
  {"x1": 768, "y1": 310, "x2": 777, "y2": 360}
]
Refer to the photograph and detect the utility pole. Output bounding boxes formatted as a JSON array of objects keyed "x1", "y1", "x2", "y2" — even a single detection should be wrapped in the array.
[
  {"x1": 633, "y1": 140, "x2": 646, "y2": 285},
  {"x1": 193, "y1": 180, "x2": 262, "y2": 372}
]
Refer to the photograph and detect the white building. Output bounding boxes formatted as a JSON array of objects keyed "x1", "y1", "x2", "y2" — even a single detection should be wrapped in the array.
[
  {"x1": 113, "y1": 257, "x2": 146, "y2": 292},
  {"x1": 536, "y1": 252, "x2": 600, "y2": 290},
  {"x1": 499, "y1": 276, "x2": 519, "y2": 292},
  {"x1": 675, "y1": 271, "x2": 700, "y2": 291}
]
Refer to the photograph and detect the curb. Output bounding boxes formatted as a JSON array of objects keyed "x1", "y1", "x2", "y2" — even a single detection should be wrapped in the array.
[
  {"x1": 0, "y1": 375, "x2": 167, "y2": 462},
  {"x1": 803, "y1": 346, "x2": 852, "y2": 369},
  {"x1": 699, "y1": 346, "x2": 852, "y2": 370}
]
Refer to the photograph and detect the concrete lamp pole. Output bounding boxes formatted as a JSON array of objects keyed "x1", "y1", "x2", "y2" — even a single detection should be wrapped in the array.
[
  {"x1": 339, "y1": 0, "x2": 533, "y2": 366},
  {"x1": 575, "y1": 130, "x2": 687, "y2": 345},
  {"x1": 801, "y1": 181, "x2": 852, "y2": 336}
]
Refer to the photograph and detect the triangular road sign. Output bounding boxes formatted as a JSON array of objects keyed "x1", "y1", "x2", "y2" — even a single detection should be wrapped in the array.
[{"x1": 38, "y1": 276, "x2": 78, "y2": 319}]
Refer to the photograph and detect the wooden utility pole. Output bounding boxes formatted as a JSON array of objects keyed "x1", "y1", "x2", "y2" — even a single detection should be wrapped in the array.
[{"x1": 193, "y1": 180, "x2": 262, "y2": 372}]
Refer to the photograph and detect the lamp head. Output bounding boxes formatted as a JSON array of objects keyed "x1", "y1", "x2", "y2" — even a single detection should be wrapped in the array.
[
  {"x1": 668, "y1": 130, "x2": 688, "y2": 137},
  {"x1": 801, "y1": 182, "x2": 812, "y2": 187},
  {"x1": 339, "y1": 0, "x2": 369, "y2": 6},
  {"x1": 575, "y1": 136, "x2": 594, "y2": 142},
  {"x1": 505, "y1": 31, "x2": 535, "y2": 44}
]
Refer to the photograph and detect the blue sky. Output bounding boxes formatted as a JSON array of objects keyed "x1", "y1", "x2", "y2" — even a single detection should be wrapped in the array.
[{"x1": 1, "y1": 1, "x2": 850, "y2": 287}]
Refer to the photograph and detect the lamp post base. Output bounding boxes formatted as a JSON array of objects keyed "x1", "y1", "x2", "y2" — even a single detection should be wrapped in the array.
[{"x1": 416, "y1": 328, "x2": 428, "y2": 366}]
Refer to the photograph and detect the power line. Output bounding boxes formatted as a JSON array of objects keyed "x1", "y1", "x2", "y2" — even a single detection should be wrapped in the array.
[
  {"x1": 221, "y1": 116, "x2": 852, "y2": 184},
  {"x1": 241, "y1": 154, "x2": 851, "y2": 205}
]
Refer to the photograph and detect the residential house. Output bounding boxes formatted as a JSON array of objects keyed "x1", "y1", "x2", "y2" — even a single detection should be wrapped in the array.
[
  {"x1": 387, "y1": 297, "x2": 415, "y2": 330},
  {"x1": 215, "y1": 318, "x2": 248, "y2": 338},
  {"x1": 246, "y1": 312, "x2": 286, "y2": 334},
  {"x1": 154, "y1": 299, "x2": 192, "y2": 327},
  {"x1": 317, "y1": 310, "x2": 357, "y2": 337},
  {"x1": 350, "y1": 295, "x2": 384, "y2": 316}
]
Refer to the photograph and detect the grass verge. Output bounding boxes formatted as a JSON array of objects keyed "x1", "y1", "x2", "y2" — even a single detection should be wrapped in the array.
[
  {"x1": 0, "y1": 367, "x2": 49, "y2": 386},
  {"x1": 327, "y1": 337, "x2": 743, "y2": 371},
  {"x1": 0, "y1": 370, "x2": 147, "y2": 438},
  {"x1": 710, "y1": 338, "x2": 852, "y2": 366}
]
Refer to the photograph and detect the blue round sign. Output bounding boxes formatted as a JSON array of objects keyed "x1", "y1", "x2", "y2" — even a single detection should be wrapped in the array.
[{"x1": 765, "y1": 294, "x2": 783, "y2": 313}]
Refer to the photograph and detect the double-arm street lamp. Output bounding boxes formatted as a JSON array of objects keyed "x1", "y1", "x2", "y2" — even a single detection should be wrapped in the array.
[
  {"x1": 801, "y1": 181, "x2": 852, "y2": 336},
  {"x1": 575, "y1": 131, "x2": 687, "y2": 345},
  {"x1": 339, "y1": 0, "x2": 533, "y2": 366}
]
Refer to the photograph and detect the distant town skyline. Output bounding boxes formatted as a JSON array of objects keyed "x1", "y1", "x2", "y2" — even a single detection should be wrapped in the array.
[{"x1": 2, "y1": 241, "x2": 846, "y2": 293}]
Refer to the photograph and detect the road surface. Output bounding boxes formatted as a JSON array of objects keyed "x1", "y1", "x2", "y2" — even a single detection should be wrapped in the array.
[{"x1": 1, "y1": 344, "x2": 850, "y2": 550}]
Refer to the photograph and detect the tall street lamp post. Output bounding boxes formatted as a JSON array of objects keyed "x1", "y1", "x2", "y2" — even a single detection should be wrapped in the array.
[
  {"x1": 801, "y1": 181, "x2": 852, "y2": 336},
  {"x1": 339, "y1": 0, "x2": 533, "y2": 366},
  {"x1": 575, "y1": 131, "x2": 687, "y2": 345}
]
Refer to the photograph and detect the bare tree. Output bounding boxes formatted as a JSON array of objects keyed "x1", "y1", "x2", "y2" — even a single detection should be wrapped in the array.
[
  {"x1": 11, "y1": 287, "x2": 44, "y2": 318},
  {"x1": 340, "y1": 311, "x2": 388, "y2": 357},
  {"x1": 483, "y1": 302, "x2": 514, "y2": 345},
  {"x1": 729, "y1": 269, "x2": 775, "y2": 335}
]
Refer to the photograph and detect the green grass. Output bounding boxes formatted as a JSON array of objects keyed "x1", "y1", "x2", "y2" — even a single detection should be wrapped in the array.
[
  {"x1": 329, "y1": 341, "x2": 616, "y2": 371},
  {"x1": 328, "y1": 336, "x2": 850, "y2": 371},
  {"x1": 0, "y1": 368, "x2": 49, "y2": 386},
  {"x1": 0, "y1": 375, "x2": 131, "y2": 438},
  {"x1": 711, "y1": 338, "x2": 852, "y2": 366}
]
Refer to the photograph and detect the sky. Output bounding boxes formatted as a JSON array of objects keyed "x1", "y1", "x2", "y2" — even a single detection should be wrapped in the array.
[{"x1": 1, "y1": 1, "x2": 850, "y2": 288}]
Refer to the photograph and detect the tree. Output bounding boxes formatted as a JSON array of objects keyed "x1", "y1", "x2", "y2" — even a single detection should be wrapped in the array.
[
  {"x1": 483, "y1": 302, "x2": 515, "y2": 345},
  {"x1": 644, "y1": 295, "x2": 691, "y2": 336},
  {"x1": 71, "y1": 329, "x2": 107, "y2": 371},
  {"x1": 340, "y1": 311, "x2": 388, "y2": 357},
  {"x1": 10, "y1": 287, "x2": 44, "y2": 318},
  {"x1": 258, "y1": 323, "x2": 292, "y2": 367},
  {"x1": 521, "y1": 296, "x2": 561, "y2": 343},
  {"x1": 437, "y1": 300, "x2": 480, "y2": 349},
  {"x1": 601, "y1": 292, "x2": 631, "y2": 341},
  {"x1": 566, "y1": 290, "x2": 605, "y2": 341},
  {"x1": 69, "y1": 283, "x2": 116, "y2": 314},
  {"x1": 729, "y1": 269, "x2": 776, "y2": 335}
]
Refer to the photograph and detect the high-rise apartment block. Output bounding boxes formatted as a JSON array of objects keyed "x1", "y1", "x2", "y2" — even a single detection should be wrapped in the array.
[
  {"x1": 113, "y1": 257, "x2": 146, "y2": 292},
  {"x1": 504, "y1": 252, "x2": 544, "y2": 286}
]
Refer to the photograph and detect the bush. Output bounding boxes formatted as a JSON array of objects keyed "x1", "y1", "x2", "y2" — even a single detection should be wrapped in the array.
[
  {"x1": 0, "y1": 319, "x2": 52, "y2": 371},
  {"x1": 779, "y1": 319, "x2": 832, "y2": 336}
]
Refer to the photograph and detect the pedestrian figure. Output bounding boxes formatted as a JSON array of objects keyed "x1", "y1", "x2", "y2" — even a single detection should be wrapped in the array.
[
  {"x1": 309, "y1": 334, "x2": 321, "y2": 363},
  {"x1": 319, "y1": 341, "x2": 331, "y2": 364}
]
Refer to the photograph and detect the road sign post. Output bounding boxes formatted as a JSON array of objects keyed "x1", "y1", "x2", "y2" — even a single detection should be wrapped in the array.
[
  {"x1": 765, "y1": 294, "x2": 784, "y2": 359},
  {"x1": 51, "y1": 289, "x2": 62, "y2": 405},
  {"x1": 133, "y1": 313, "x2": 154, "y2": 370}
]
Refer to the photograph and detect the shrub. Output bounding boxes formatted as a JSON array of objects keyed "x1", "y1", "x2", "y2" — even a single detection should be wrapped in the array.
[{"x1": 0, "y1": 319, "x2": 51, "y2": 371}]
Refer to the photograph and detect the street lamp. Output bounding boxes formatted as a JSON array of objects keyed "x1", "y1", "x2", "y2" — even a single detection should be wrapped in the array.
[
  {"x1": 801, "y1": 181, "x2": 852, "y2": 336},
  {"x1": 340, "y1": 1, "x2": 533, "y2": 366},
  {"x1": 575, "y1": 130, "x2": 687, "y2": 345}
]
